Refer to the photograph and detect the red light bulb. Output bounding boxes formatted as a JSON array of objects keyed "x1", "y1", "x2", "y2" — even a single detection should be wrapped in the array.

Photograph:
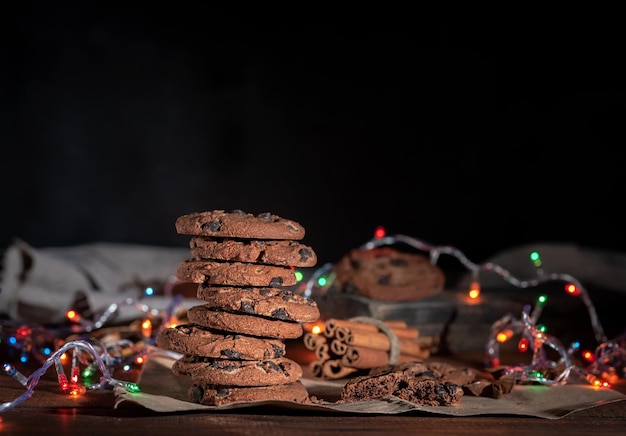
[
  {"x1": 518, "y1": 337, "x2": 529, "y2": 352},
  {"x1": 565, "y1": 283, "x2": 581, "y2": 296}
]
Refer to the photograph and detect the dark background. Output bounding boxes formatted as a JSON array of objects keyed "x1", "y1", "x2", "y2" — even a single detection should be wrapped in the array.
[{"x1": 1, "y1": 6, "x2": 624, "y2": 269}]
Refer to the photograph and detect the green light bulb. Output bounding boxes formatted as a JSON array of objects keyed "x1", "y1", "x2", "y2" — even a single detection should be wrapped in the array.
[
  {"x1": 530, "y1": 251, "x2": 542, "y2": 267},
  {"x1": 125, "y1": 382, "x2": 141, "y2": 393}
]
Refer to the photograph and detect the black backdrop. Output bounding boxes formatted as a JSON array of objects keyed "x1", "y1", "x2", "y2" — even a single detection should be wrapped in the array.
[{"x1": 1, "y1": 6, "x2": 624, "y2": 267}]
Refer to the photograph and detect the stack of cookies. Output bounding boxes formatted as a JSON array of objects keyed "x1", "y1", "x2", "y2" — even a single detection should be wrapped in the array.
[{"x1": 156, "y1": 209, "x2": 320, "y2": 406}]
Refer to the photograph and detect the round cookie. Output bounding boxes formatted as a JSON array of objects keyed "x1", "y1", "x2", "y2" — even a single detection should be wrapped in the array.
[
  {"x1": 177, "y1": 259, "x2": 297, "y2": 287},
  {"x1": 155, "y1": 324, "x2": 286, "y2": 360},
  {"x1": 172, "y1": 355, "x2": 303, "y2": 387},
  {"x1": 188, "y1": 381, "x2": 310, "y2": 406},
  {"x1": 333, "y1": 247, "x2": 445, "y2": 302},
  {"x1": 187, "y1": 305, "x2": 304, "y2": 339},
  {"x1": 176, "y1": 209, "x2": 306, "y2": 240},
  {"x1": 196, "y1": 285, "x2": 320, "y2": 323},
  {"x1": 189, "y1": 236, "x2": 317, "y2": 267}
]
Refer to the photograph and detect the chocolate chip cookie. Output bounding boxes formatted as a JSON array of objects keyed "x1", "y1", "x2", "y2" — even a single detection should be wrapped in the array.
[
  {"x1": 155, "y1": 324, "x2": 286, "y2": 360},
  {"x1": 333, "y1": 247, "x2": 445, "y2": 302},
  {"x1": 187, "y1": 304, "x2": 304, "y2": 339},
  {"x1": 188, "y1": 381, "x2": 310, "y2": 406},
  {"x1": 176, "y1": 209, "x2": 306, "y2": 240},
  {"x1": 172, "y1": 355, "x2": 303, "y2": 386},
  {"x1": 196, "y1": 284, "x2": 320, "y2": 323},
  {"x1": 177, "y1": 259, "x2": 297, "y2": 287},
  {"x1": 189, "y1": 236, "x2": 317, "y2": 267}
]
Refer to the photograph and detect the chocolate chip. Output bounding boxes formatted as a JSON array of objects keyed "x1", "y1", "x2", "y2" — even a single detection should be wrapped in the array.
[
  {"x1": 443, "y1": 382, "x2": 460, "y2": 395},
  {"x1": 434, "y1": 385, "x2": 448, "y2": 397},
  {"x1": 271, "y1": 343, "x2": 285, "y2": 358},
  {"x1": 378, "y1": 275, "x2": 391, "y2": 285},
  {"x1": 222, "y1": 349, "x2": 242, "y2": 359},
  {"x1": 258, "y1": 360, "x2": 281, "y2": 372},
  {"x1": 390, "y1": 258, "x2": 409, "y2": 267},
  {"x1": 299, "y1": 248, "x2": 313, "y2": 262},
  {"x1": 210, "y1": 361, "x2": 238, "y2": 371},
  {"x1": 259, "y1": 288, "x2": 271, "y2": 296},
  {"x1": 232, "y1": 209, "x2": 246, "y2": 215},
  {"x1": 271, "y1": 308, "x2": 289, "y2": 320},
  {"x1": 240, "y1": 301, "x2": 256, "y2": 314},
  {"x1": 258, "y1": 212, "x2": 273, "y2": 221},
  {"x1": 216, "y1": 387, "x2": 230, "y2": 397},
  {"x1": 269, "y1": 277, "x2": 284, "y2": 287},
  {"x1": 202, "y1": 220, "x2": 222, "y2": 232},
  {"x1": 189, "y1": 385, "x2": 204, "y2": 403}
]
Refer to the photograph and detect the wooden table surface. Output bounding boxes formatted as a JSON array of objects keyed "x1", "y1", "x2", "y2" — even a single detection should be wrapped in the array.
[{"x1": 1, "y1": 350, "x2": 625, "y2": 436}]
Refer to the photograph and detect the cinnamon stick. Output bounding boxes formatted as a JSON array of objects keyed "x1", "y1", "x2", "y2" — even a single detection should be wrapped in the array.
[
  {"x1": 340, "y1": 346, "x2": 420, "y2": 369},
  {"x1": 321, "y1": 358, "x2": 358, "y2": 379},
  {"x1": 333, "y1": 325, "x2": 352, "y2": 342},
  {"x1": 314, "y1": 341, "x2": 331, "y2": 361},
  {"x1": 325, "y1": 318, "x2": 419, "y2": 339},
  {"x1": 345, "y1": 329, "x2": 425, "y2": 358},
  {"x1": 303, "y1": 332, "x2": 327, "y2": 351},
  {"x1": 310, "y1": 359, "x2": 324, "y2": 378},
  {"x1": 329, "y1": 339, "x2": 348, "y2": 356}
]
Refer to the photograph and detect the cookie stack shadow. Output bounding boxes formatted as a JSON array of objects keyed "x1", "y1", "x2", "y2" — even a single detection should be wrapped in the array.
[{"x1": 155, "y1": 209, "x2": 321, "y2": 406}]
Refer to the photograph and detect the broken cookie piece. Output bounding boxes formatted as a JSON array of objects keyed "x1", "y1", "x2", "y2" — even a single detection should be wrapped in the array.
[{"x1": 338, "y1": 361, "x2": 464, "y2": 406}]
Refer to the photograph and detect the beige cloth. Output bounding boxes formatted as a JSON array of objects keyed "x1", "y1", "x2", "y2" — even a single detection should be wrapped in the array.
[{"x1": 0, "y1": 239, "x2": 196, "y2": 324}]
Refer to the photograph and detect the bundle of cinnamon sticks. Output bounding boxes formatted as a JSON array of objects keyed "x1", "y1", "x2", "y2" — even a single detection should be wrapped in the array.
[{"x1": 303, "y1": 318, "x2": 439, "y2": 380}]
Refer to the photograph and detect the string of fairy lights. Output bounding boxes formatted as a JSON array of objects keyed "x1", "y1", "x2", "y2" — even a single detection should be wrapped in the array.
[
  {"x1": 1, "y1": 227, "x2": 625, "y2": 413},
  {"x1": 0, "y1": 286, "x2": 187, "y2": 413}
]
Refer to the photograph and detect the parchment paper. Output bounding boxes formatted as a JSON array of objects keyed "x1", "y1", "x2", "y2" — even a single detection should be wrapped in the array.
[{"x1": 114, "y1": 353, "x2": 626, "y2": 419}]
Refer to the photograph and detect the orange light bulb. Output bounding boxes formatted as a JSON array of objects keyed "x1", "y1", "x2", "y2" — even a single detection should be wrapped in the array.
[
  {"x1": 468, "y1": 281, "x2": 481, "y2": 299},
  {"x1": 66, "y1": 310, "x2": 81, "y2": 322},
  {"x1": 496, "y1": 329, "x2": 514, "y2": 343}
]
